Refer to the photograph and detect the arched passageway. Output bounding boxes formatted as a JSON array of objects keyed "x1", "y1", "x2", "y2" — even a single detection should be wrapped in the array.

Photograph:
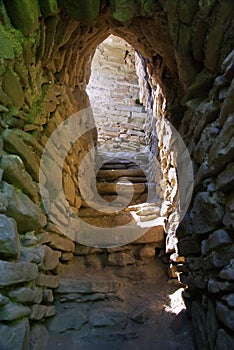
[{"x1": 0, "y1": 1, "x2": 233, "y2": 349}]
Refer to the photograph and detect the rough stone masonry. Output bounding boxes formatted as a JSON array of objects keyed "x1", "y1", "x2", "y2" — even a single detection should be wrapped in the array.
[{"x1": 0, "y1": 1, "x2": 233, "y2": 349}]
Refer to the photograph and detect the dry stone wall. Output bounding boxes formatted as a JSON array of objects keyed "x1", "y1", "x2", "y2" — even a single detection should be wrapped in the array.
[
  {"x1": 87, "y1": 35, "x2": 147, "y2": 152},
  {"x1": 0, "y1": 0, "x2": 233, "y2": 348}
]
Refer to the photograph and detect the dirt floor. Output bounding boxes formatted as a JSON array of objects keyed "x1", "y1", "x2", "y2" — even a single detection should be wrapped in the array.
[{"x1": 46, "y1": 256, "x2": 195, "y2": 350}]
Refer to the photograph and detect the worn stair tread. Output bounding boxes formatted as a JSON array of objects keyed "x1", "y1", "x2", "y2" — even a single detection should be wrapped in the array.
[
  {"x1": 96, "y1": 182, "x2": 146, "y2": 195},
  {"x1": 97, "y1": 169, "x2": 146, "y2": 180}
]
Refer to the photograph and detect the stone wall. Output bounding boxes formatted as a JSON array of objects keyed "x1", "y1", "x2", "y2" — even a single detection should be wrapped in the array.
[
  {"x1": 87, "y1": 35, "x2": 147, "y2": 152},
  {"x1": 0, "y1": 0, "x2": 233, "y2": 348}
]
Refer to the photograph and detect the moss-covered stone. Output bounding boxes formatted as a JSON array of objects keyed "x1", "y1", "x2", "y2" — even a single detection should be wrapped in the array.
[
  {"x1": 4, "y1": 0, "x2": 40, "y2": 35},
  {"x1": 2, "y1": 69, "x2": 24, "y2": 108},
  {"x1": 110, "y1": 0, "x2": 137, "y2": 21},
  {"x1": 39, "y1": 0, "x2": 58, "y2": 16},
  {"x1": 59, "y1": 0, "x2": 100, "y2": 24},
  {"x1": 0, "y1": 25, "x2": 15, "y2": 59},
  {"x1": 0, "y1": 1, "x2": 11, "y2": 28}
]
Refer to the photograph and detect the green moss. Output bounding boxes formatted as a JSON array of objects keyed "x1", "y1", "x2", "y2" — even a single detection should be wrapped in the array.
[
  {"x1": 110, "y1": 0, "x2": 137, "y2": 21},
  {"x1": 59, "y1": 0, "x2": 101, "y2": 24},
  {"x1": 39, "y1": 0, "x2": 58, "y2": 16},
  {"x1": 0, "y1": 24, "x2": 26, "y2": 58},
  {"x1": 4, "y1": 0, "x2": 40, "y2": 35},
  {"x1": 24, "y1": 84, "x2": 48, "y2": 123}
]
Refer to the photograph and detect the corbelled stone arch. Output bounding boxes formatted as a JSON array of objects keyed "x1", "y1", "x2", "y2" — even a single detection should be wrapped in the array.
[{"x1": 0, "y1": 1, "x2": 233, "y2": 349}]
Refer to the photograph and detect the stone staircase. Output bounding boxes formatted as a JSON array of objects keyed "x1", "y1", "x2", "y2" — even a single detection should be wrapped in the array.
[{"x1": 78, "y1": 151, "x2": 159, "y2": 229}]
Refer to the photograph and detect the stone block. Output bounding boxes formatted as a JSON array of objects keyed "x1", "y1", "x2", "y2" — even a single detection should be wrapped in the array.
[
  {"x1": 216, "y1": 301, "x2": 234, "y2": 331},
  {"x1": 2, "y1": 129, "x2": 40, "y2": 181},
  {"x1": 5, "y1": 0, "x2": 39, "y2": 34},
  {"x1": 36, "y1": 274, "x2": 59, "y2": 289},
  {"x1": 8, "y1": 287, "x2": 42, "y2": 304},
  {"x1": 59, "y1": 0, "x2": 100, "y2": 24},
  {"x1": 208, "y1": 114, "x2": 234, "y2": 171},
  {"x1": 0, "y1": 25, "x2": 15, "y2": 59},
  {"x1": 57, "y1": 278, "x2": 119, "y2": 294},
  {"x1": 216, "y1": 163, "x2": 234, "y2": 191},
  {"x1": 191, "y1": 192, "x2": 224, "y2": 234},
  {"x1": 222, "y1": 294, "x2": 234, "y2": 308},
  {"x1": 0, "y1": 302, "x2": 31, "y2": 321},
  {"x1": 178, "y1": 234, "x2": 201, "y2": 257},
  {"x1": 30, "y1": 304, "x2": 48, "y2": 321},
  {"x1": 48, "y1": 309, "x2": 87, "y2": 332},
  {"x1": 39, "y1": 0, "x2": 58, "y2": 16},
  {"x1": 204, "y1": 245, "x2": 234, "y2": 270},
  {"x1": 0, "y1": 318, "x2": 30, "y2": 350},
  {"x1": 2, "y1": 69, "x2": 24, "y2": 108},
  {"x1": 30, "y1": 324, "x2": 49, "y2": 350},
  {"x1": 219, "y1": 259, "x2": 234, "y2": 280},
  {"x1": 133, "y1": 225, "x2": 164, "y2": 244},
  {"x1": 40, "y1": 245, "x2": 61, "y2": 271},
  {"x1": 206, "y1": 229, "x2": 232, "y2": 253},
  {"x1": 2, "y1": 182, "x2": 46, "y2": 232},
  {"x1": 0, "y1": 214, "x2": 20, "y2": 259},
  {"x1": 40, "y1": 231, "x2": 75, "y2": 252},
  {"x1": 0, "y1": 154, "x2": 38, "y2": 200},
  {"x1": 107, "y1": 252, "x2": 135, "y2": 266},
  {"x1": 215, "y1": 328, "x2": 234, "y2": 350},
  {"x1": 0, "y1": 260, "x2": 38, "y2": 286}
]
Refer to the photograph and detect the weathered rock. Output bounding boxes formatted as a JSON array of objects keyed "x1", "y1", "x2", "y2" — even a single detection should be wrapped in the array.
[
  {"x1": 8, "y1": 287, "x2": 42, "y2": 304},
  {"x1": 40, "y1": 245, "x2": 61, "y2": 271},
  {"x1": 2, "y1": 129, "x2": 40, "y2": 181},
  {"x1": 139, "y1": 245, "x2": 156, "y2": 259},
  {"x1": 208, "y1": 114, "x2": 234, "y2": 171},
  {"x1": 30, "y1": 323, "x2": 49, "y2": 350},
  {"x1": 0, "y1": 25, "x2": 15, "y2": 59},
  {"x1": 178, "y1": 234, "x2": 201, "y2": 256},
  {"x1": 56, "y1": 278, "x2": 119, "y2": 294},
  {"x1": 204, "y1": 245, "x2": 234, "y2": 270},
  {"x1": 219, "y1": 259, "x2": 234, "y2": 280},
  {"x1": 207, "y1": 299, "x2": 220, "y2": 349},
  {"x1": 20, "y1": 246, "x2": 45, "y2": 265},
  {"x1": 0, "y1": 318, "x2": 30, "y2": 350},
  {"x1": 40, "y1": 231, "x2": 75, "y2": 252},
  {"x1": 107, "y1": 252, "x2": 135, "y2": 266},
  {"x1": 216, "y1": 163, "x2": 234, "y2": 191},
  {"x1": 48, "y1": 309, "x2": 87, "y2": 332},
  {"x1": 215, "y1": 328, "x2": 234, "y2": 350},
  {"x1": 42, "y1": 289, "x2": 54, "y2": 303},
  {"x1": 89, "y1": 308, "x2": 128, "y2": 328},
  {"x1": 206, "y1": 229, "x2": 232, "y2": 253},
  {"x1": 2, "y1": 182, "x2": 46, "y2": 232},
  {"x1": 4, "y1": 0, "x2": 40, "y2": 34},
  {"x1": 0, "y1": 214, "x2": 20, "y2": 259},
  {"x1": 208, "y1": 278, "x2": 234, "y2": 294},
  {"x1": 223, "y1": 192, "x2": 234, "y2": 229},
  {"x1": 74, "y1": 245, "x2": 102, "y2": 255},
  {"x1": 0, "y1": 154, "x2": 38, "y2": 200},
  {"x1": 222, "y1": 293, "x2": 234, "y2": 307},
  {"x1": 191, "y1": 301, "x2": 209, "y2": 350},
  {"x1": 30, "y1": 304, "x2": 55, "y2": 321},
  {"x1": 36, "y1": 274, "x2": 59, "y2": 289},
  {"x1": 216, "y1": 301, "x2": 234, "y2": 331},
  {"x1": 191, "y1": 192, "x2": 224, "y2": 234},
  {"x1": 0, "y1": 260, "x2": 38, "y2": 286},
  {"x1": 2, "y1": 69, "x2": 24, "y2": 108},
  {"x1": 0, "y1": 301, "x2": 31, "y2": 321}
]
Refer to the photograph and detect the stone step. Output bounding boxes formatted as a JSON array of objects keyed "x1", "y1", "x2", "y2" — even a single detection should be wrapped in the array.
[
  {"x1": 96, "y1": 182, "x2": 146, "y2": 195},
  {"x1": 97, "y1": 169, "x2": 146, "y2": 181}
]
